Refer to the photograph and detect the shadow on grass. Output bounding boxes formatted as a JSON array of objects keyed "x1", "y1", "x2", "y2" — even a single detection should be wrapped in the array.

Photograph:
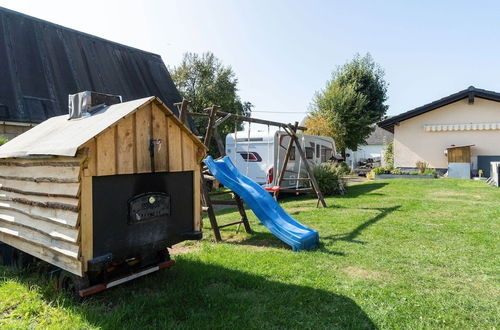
[
  {"x1": 322, "y1": 206, "x2": 401, "y2": 246},
  {"x1": 1, "y1": 260, "x2": 377, "y2": 329},
  {"x1": 342, "y1": 182, "x2": 389, "y2": 198}
]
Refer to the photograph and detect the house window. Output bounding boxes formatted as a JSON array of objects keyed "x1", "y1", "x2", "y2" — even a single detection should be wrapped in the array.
[{"x1": 316, "y1": 144, "x2": 320, "y2": 158}]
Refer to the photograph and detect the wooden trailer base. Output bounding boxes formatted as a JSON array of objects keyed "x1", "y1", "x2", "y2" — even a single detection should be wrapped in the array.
[{"x1": 78, "y1": 259, "x2": 176, "y2": 297}]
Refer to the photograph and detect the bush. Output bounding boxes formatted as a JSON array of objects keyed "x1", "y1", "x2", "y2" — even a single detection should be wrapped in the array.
[
  {"x1": 0, "y1": 136, "x2": 8, "y2": 146},
  {"x1": 313, "y1": 163, "x2": 346, "y2": 196},
  {"x1": 416, "y1": 160, "x2": 428, "y2": 174},
  {"x1": 383, "y1": 139, "x2": 394, "y2": 169},
  {"x1": 423, "y1": 168, "x2": 437, "y2": 177},
  {"x1": 372, "y1": 166, "x2": 388, "y2": 175},
  {"x1": 336, "y1": 161, "x2": 351, "y2": 175},
  {"x1": 390, "y1": 168, "x2": 403, "y2": 175}
]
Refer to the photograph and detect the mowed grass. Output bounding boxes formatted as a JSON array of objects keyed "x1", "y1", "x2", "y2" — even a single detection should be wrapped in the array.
[{"x1": 1, "y1": 178, "x2": 499, "y2": 329}]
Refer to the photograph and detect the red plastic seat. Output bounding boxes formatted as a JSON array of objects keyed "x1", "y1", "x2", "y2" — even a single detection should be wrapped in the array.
[{"x1": 264, "y1": 186, "x2": 280, "y2": 192}]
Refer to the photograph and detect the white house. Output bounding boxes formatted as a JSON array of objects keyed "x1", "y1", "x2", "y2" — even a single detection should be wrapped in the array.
[{"x1": 378, "y1": 86, "x2": 500, "y2": 177}]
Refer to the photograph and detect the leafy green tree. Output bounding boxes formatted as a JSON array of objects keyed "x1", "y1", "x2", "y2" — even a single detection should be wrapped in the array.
[
  {"x1": 171, "y1": 52, "x2": 252, "y2": 156},
  {"x1": 309, "y1": 53, "x2": 388, "y2": 155}
]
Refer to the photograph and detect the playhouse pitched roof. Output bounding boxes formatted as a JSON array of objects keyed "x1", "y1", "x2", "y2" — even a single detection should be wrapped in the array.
[
  {"x1": 0, "y1": 7, "x2": 183, "y2": 124},
  {"x1": 0, "y1": 97, "x2": 206, "y2": 159}
]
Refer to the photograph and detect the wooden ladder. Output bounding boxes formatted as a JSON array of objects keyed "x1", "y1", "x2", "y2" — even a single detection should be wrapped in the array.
[{"x1": 176, "y1": 101, "x2": 251, "y2": 242}]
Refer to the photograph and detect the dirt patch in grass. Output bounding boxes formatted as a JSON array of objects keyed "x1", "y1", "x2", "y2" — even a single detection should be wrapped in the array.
[
  {"x1": 342, "y1": 266, "x2": 390, "y2": 281},
  {"x1": 168, "y1": 244, "x2": 200, "y2": 256}
]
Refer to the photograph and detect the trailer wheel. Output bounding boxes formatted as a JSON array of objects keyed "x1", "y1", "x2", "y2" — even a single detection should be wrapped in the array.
[
  {"x1": 0, "y1": 244, "x2": 34, "y2": 269},
  {"x1": 58, "y1": 271, "x2": 89, "y2": 299},
  {"x1": 0, "y1": 243, "x2": 8, "y2": 266},
  {"x1": 11, "y1": 249, "x2": 35, "y2": 270}
]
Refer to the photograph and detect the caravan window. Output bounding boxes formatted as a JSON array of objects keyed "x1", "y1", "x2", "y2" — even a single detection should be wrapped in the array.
[
  {"x1": 321, "y1": 146, "x2": 333, "y2": 162},
  {"x1": 305, "y1": 147, "x2": 314, "y2": 159},
  {"x1": 239, "y1": 152, "x2": 262, "y2": 162}
]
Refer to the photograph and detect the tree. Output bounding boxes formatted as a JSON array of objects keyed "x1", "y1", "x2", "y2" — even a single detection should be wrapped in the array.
[
  {"x1": 171, "y1": 52, "x2": 252, "y2": 156},
  {"x1": 308, "y1": 53, "x2": 388, "y2": 155}
]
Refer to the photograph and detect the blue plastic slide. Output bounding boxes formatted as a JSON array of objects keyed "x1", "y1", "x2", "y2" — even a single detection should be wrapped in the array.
[{"x1": 204, "y1": 156, "x2": 319, "y2": 251}]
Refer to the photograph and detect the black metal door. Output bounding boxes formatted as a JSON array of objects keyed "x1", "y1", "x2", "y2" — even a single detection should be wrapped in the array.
[{"x1": 92, "y1": 171, "x2": 193, "y2": 259}]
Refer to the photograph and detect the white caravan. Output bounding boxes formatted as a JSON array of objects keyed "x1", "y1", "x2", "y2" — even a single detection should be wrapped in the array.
[{"x1": 225, "y1": 130, "x2": 336, "y2": 188}]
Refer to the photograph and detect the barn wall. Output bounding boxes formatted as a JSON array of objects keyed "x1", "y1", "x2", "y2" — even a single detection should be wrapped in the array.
[
  {"x1": 0, "y1": 156, "x2": 83, "y2": 275},
  {"x1": 0, "y1": 122, "x2": 35, "y2": 140},
  {"x1": 79, "y1": 101, "x2": 204, "y2": 267}
]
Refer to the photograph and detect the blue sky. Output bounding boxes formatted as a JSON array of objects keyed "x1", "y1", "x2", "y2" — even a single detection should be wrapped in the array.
[{"x1": 2, "y1": 0, "x2": 500, "y2": 126}]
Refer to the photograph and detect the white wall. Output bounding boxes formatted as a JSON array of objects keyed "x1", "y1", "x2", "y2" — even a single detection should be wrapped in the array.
[
  {"x1": 346, "y1": 144, "x2": 385, "y2": 168},
  {"x1": 394, "y1": 98, "x2": 500, "y2": 169}
]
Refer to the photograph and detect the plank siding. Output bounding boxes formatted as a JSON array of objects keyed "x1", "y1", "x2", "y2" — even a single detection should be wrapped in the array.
[
  {"x1": 135, "y1": 104, "x2": 152, "y2": 173},
  {"x1": 0, "y1": 201, "x2": 78, "y2": 227},
  {"x1": 0, "y1": 178, "x2": 80, "y2": 198},
  {"x1": 0, "y1": 165, "x2": 80, "y2": 181},
  {"x1": 96, "y1": 127, "x2": 116, "y2": 176},
  {"x1": 80, "y1": 175, "x2": 92, "y2": 270},
  {"x1": 167, "y1": 117, "x2": 183, "y2": 171},
  {"x1": 0, "y1": 208, "x2": 78, "y2": 242},
  {"x1": 0, "y1": 221, "x2": 79, "y2": 258},
  {"x1": 116, "y1": 115, "x2": 135, "y2": 174},
  {"x1": 152, "y1": 104, "x2": 168, "y2": 172},
  {"x1": 0, "y1": 232, "x2": 82, "y2": 275},
  {"x1": 0, "y1": 190, "x2": 78, "y2": 207},
  {"x1": 182, "y1": 134, "x2": 196, "y2": 171}
]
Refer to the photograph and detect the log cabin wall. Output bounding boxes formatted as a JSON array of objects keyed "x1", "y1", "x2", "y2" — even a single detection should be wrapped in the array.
[
  {"x1": 0, "y1": 156, "x2": 84, "y2": 275},
  {"x1": 79, "y1": 100, "x2": 204, "y2": 271}
]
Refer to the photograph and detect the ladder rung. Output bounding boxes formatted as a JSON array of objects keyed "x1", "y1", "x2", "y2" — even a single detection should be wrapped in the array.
[
  {"x1": 202, "y1": 206, "x2": 209, "y2": 212},
  {"x1": 210, "y1": 200, "x2": 238, "y2": 205},
  {"x1": 218, "y1": 220, "x2": 245, "y2": 229}
]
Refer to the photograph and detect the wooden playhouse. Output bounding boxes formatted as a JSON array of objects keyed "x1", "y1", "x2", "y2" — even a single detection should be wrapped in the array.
[{"x1": 0, "y1": 94, "x2": 206, "y2": 295}]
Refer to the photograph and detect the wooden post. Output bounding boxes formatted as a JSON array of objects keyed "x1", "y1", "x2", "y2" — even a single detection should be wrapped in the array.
[
  {"x1": 274, "y1": 122, "x2": 298, "y2": 200},
  {"x1": 213, "y1": 130, "x2": 226, "y2": 157},
  {"x1": 200, "y1": 182, "x2": 222, "y2": 242},
  {"x1": 204, "y1": 106, "x2": 218, "y2": 148},
  {"x1": 234, "y1": 194, "x2": 252, "y2": 234},
  {"x1": 286, "y1": 124, "x2": 327, "y2": 208},
  {"x1": 174, "y1": 99, "x2": 190, "y2": 126}
]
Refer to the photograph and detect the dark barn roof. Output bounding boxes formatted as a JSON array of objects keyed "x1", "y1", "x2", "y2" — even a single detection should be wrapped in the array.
[
  {"x1": 378, "y1": 86, "x2": 500, "y2": 132},
  {"x1": 0, "y1": 7, "x2": 182, "y2": 123}
]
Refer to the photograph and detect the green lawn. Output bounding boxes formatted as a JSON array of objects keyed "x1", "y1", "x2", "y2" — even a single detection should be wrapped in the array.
[{"x1": 1, "y1": 179, "x2": 499, "y2": 329}]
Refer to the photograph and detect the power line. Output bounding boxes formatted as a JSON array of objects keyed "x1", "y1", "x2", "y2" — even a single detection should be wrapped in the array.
[{"x1": 251, "y1": 110, "x2": 308, "y2": 113}]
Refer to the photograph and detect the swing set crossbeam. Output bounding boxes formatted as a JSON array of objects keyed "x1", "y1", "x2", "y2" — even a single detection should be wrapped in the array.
[{"x1": 188, "y1": 110, "x2": 308, "y2": 131}]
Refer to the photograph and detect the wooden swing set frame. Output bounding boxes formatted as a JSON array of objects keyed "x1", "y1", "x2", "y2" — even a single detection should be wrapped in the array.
[{"x1": 176, "y1": 99, "x2": 326, "y2": 242}]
